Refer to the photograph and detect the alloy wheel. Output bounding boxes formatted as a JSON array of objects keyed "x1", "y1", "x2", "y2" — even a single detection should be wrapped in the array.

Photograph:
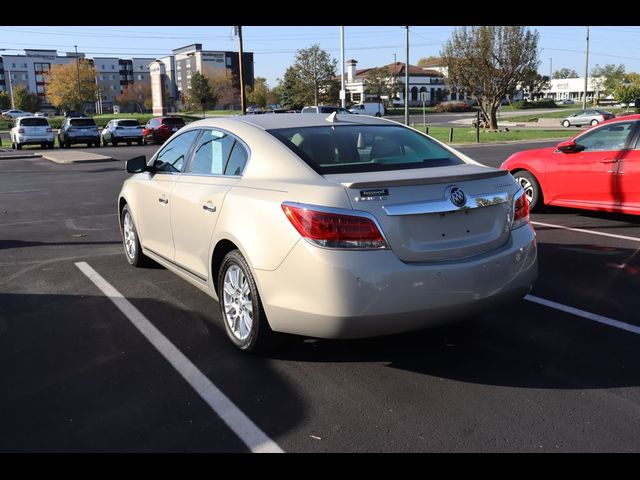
[{"x1": 222, "y1": 265, "x2": 253, "y2": 341}]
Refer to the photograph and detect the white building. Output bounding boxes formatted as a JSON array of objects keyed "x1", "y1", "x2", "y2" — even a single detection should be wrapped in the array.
[
  {"x1": 542, "y1": 77, "x2": 605, "y2": 103},
  {"x1": 343, "y1": 59, "x2": 468, "y2": 106}
]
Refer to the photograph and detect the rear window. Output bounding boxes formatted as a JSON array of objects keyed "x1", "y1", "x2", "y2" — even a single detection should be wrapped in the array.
[
  {"x1": 118, "y1": 120, "x2": 140, "y2": 127},
  {"x1": 70, "y1": 118, "x2": 96, "y2": 127},
  {"x1": 162, "y1": 117, "x2": 185, "y2": 126},
  {"x1": 20, "y1": 118, "x2": 49, "y2": 126},
  {"x1": 268, "y1": 125, "x2": 464, "y2": 174}
]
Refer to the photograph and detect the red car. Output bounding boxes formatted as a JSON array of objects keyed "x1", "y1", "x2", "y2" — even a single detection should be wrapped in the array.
[
  {"x1": 501, "y1": 114, "x2": 640, "y2": 215},
  {"x1": 142, "y1": 117, "x2": 186, "y2": 145}
]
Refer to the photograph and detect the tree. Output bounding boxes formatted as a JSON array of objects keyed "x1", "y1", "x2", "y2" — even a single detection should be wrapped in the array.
[
  {"x1": 441, "y1": 26, "x2": 540, "y2": 130},
  {"x1": 364, "y1": 67, "x2": 393, "y2": 102},
  {"x1": 13, "y1": 85, "x2": 41, "y2": 112},
  {"x1": 591, "y1": 63, "x2": 626, "y2": 98},
  {"x1": 116, "y1": 82, "x2": 152, "y2": 113},
  {"x1": 45, "y1": 59, "x2": 99, "y2": 111},
  {"x1": 521, "y1": 71, "x2": 551, "y2": 101},
  {"x1": 417, "y1": 56, "x2": 440, "y2": 67},
  {"x1": 245, "y1": 77, "x2": 269, "y2": 108},
  {"x1": 208, "y1": 71, "x2": 237, "y2": 110},
  {"x1": 0, "y1": 91, "x2": 11, "y2": 110},
  {"x1": 279, "y1": 44, "x2": 339, "y2": 108},
  {"x1": 186, "y1": 71, "x2": 215, "y2": 116},
  {"x1": 613, "y1": 84, "x2": 640, "y2": 112},
  {"x1": 552, "y1": 68, "x2": 578, "y2": 79}
]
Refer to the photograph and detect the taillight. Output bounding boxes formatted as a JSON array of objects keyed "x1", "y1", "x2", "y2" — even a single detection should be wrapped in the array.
[
  {"x1": 18, "y1": 128, "x2": 24, "y2": 133},
  {"x1": 282, "y1": 203, "x2": 387, "y2": 249},
  {"x1": 46, "y1": 128, "x2": 52, "y2": 133},
  {"x1": 511, "y1": 189, "x2": 530, "y2": 230}
]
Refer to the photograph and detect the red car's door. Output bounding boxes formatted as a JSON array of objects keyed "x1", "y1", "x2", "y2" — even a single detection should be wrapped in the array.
[
  {"x1": 546, "y1": 121, "x2": 636, "y2": 208},
  {"x1": 617, "y1": 127, "x2": 640, "y2": 214}
]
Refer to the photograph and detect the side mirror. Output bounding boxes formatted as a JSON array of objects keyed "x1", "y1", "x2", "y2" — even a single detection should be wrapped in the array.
[
  {"x1": 126, "y1": 155, "x2": 150, "y2": 173},
  {"x1": 556, "y1": 140, "x2": 585, "y2": 154}
]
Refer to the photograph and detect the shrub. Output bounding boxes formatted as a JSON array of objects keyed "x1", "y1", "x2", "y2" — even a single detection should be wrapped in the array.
[
  {"x1": 434, "y1": 101, "x2": 473, "y2": 112},
  {"x1": 512, "y1": 99, "x2": 557, "y2": 110}
]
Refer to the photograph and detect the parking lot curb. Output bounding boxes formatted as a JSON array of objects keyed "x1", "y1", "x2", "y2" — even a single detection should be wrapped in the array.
[
  {"x1": 41, "y1": 151, "x2": 115, "y2": 164},
  {"x1": 0, "y1": 152, "x2": 43, "y2": 160}
]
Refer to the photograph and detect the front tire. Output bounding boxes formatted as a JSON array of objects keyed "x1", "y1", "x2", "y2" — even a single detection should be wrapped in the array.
[
  {"x1": 121, "y1": 205, "x2": 151, "y2": 267},
  {"x1": 218, "y1": 250, "x2": 281, "y2": 353},
  {"x1": 562, "y1": 120, "x2": 570, "y2": 128},
  {"x1": 513, "y1": 170, "x2": 543, "y2": 212}
]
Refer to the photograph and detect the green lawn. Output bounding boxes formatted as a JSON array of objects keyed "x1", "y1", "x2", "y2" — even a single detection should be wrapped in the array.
[{"x1": 417, "y1": 125, "x2": 575, "y2": 144}]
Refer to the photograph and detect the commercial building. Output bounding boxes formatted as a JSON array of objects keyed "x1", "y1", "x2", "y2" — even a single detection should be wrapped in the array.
[{"x1": 541, "y1": 77, "x2": 605, "y2": 104}]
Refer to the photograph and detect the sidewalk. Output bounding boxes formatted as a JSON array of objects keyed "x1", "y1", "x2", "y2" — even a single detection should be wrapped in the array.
[{"x1": 41, "y1": 150, "x2": 114, "y2": 164}]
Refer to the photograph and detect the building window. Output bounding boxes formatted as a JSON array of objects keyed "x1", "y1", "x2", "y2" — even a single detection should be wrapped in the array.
[
  {"x1": 112, "y1": 65, "x2": 115, "y2": 70},
  {"x1": 137, "y1": 74, "x2": 143, "y2": 81},
  {"x1": 226, "y1": 57, "x2": 231, "y2": 67},
  {"x1": 411, "y1": 86, "x2": 418, "y2": 101},
  {"x1": 139, "y1": 65, "x2": 143, "y2": 70},
  {"x1": 101, "y1": 64, "x2": 105, "y2": 70}
]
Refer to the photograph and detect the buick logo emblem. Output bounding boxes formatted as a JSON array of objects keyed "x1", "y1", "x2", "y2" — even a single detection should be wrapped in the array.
[{"x1": 449, "y1": 187, "x2": 466, "y2": 207}]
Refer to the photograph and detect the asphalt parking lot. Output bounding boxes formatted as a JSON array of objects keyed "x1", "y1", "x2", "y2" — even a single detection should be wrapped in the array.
[{"x1": 1, "y1": 140, "x2": 640, "y2": 452}]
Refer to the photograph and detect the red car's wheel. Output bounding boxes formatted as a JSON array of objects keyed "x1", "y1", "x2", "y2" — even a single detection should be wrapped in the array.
[{"x1": 513, "y1": 171, "x2": 543, "y2": 212}]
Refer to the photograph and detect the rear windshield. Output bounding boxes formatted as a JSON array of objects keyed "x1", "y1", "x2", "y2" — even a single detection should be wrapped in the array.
[
  {"x1": 162, "y1": 117, "x2": 185, "y2": 125},
  {"x1": 118, "y1": 120, "x2": 140, "y2": 127},
  {"x1": 70, "y1": 118, "x2": 96, "y2": 127},
  {"x1": 268, "y1": 125, "x2": 465, "y2": 174},
  {"x1": 20, "y1": 118, "x2": 49, "y2": 126}
]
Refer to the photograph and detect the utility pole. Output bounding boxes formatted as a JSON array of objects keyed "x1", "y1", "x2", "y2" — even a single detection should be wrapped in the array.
[
  {"x1": 549, "y1": 58, "x2": 552, "y2": 80},
  {"x1": 6, "y1": 68, "x2": 14, "y2": 109},
  {"x1": 313, "y1": 51, "x2": 318, "y2": 105},
  {"x1": 236, "y1": 26, "x2": 246, "y2": 114},
  {"x1": 404, "y1": 26, "x2": 409, "y2": 126},
  {"x1": 583, "y1": 26, "x2": 590, "y2": 109},
  {"x1": 340, "y1": 26, "x2": 345, "y2": 109},
  {"x1": 74, "y1": 45, "x2": 81, "y2": 111}
]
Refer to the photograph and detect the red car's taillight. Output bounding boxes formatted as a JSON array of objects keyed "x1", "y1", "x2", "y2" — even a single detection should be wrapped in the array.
[
  {"x1": 511, "y1": 189, "x2": 530, "y2": 230},
  {"x1": 282, "y1": 203, "x2": 387, "y2": 249}
]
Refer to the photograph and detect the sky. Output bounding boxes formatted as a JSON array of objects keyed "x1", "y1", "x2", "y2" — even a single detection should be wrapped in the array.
[{"x1": 2, "y1": 26, "x2": 640, "y2": 87}]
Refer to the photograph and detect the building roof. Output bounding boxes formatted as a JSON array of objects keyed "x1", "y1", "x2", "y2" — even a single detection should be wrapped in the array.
[{"x1": 350, "y1": 62, "x2": 444, "y2": 79}]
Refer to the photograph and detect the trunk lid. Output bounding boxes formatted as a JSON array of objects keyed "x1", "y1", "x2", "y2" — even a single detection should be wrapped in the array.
[{"x1": 325, "y1": 164, "x2": 519, "y2": 262}]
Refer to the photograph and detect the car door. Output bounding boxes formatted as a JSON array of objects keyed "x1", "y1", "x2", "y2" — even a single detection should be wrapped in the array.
[
  {"x1": 170, "y1": 129, "x2": 247, "y2": 280},
  {"x1": 616, "y1": 123, "x2": 640, "y2": 213},
  {"x1": 103, "y1": 121, "x2": 111, "y2": 141},
  {"x1": 134, "y1": 129, "x2": 200, "y2": 261},
  {"x1": 546, "y1": 121, "x2": 636, "y2": 207}
]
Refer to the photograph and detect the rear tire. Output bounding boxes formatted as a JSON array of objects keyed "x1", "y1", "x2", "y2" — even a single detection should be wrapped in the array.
[
  {"x1": 513, "y1": 170, "x2": 543, "y2": 212},
  {"x1": 591, "y1": 119, "x2": 599, "y2": 126},
  {"x1": 218, "y1": 250, "x2": 283, "y2": 353},
  {"x1": 15, "y1": 142, "x2": 22, "y2": 150},
  {"x1": 121, "y1": 205, "x2": 152, "y2": 268},
  {"x1": 112, "y1": 139, "x2": 118, "y2": 147}
]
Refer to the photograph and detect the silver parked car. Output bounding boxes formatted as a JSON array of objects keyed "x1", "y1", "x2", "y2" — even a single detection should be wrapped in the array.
[
  {"x1": 101, "y1": 119, "x2": 144, "y2": 146},
  {"x1": 561, "y1": 109, "x2": 615, "y2": 127},
  {"x1": 118, "y1": 114, "x2": 537, "y2": 352}
]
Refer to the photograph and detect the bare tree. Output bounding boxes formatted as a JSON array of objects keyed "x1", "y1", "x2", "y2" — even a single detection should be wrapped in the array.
[{"x1": 441, "y1": 26, "x2": 540, "y2": 130}]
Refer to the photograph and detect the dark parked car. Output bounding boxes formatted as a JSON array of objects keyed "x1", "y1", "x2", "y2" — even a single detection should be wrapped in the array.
[
  {"x1": 58, "y1": 117, "x2": 101, "y2": 148},
  {"x1": 142, "y1": 117, "x2": 186, "y2": 144}
]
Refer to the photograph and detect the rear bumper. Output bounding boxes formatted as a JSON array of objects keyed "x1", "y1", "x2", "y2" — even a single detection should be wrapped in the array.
[
  {"x1": 65, "y1": 135, "x2": 100, "y2": 144},
  {"x1": 255, "y1": 224, "x2": 538, "y2": 339},
  {"x1": 16, "y1": 134, "x2": 54, "y2": 144}
]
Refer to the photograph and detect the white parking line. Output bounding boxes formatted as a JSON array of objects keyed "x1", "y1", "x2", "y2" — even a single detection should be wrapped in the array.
[
  {"x1": 531, "y1": 221, "x2": 640, "y2": 243},
  {"x1": 75, "y1": 261, "x2": 284, "y2": 453},
  {"x1": 525, "y1": 294, "x2": 640, "y2": 335}
]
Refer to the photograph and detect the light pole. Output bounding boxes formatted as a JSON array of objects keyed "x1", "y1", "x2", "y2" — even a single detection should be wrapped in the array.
[
  {"x1": 6, "y1": 68, "x2": 14, "y2": 109},
  {"x1": 340, "y1": 26, "x2": 345, "y2": 109},
  {"x1": 404, "y1": 26, "x2": 409, "y2": 126},
  {"x1": 74, "y1": 45, "x2": 81, "y2": 111},
  {"x1": 583, "y1": 26, "x2": 590, "y2": 109}
]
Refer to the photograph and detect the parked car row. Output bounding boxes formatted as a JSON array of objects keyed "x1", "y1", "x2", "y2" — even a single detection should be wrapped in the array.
[{"x1": 8, "y1": 116, "x2": 187, "y2": 150}]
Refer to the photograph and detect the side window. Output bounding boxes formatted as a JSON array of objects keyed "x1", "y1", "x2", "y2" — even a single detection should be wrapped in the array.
[
  {"x1": 575, "y1": 122, "x2": 635, "y2": 152},
  {"x1": 188, "y1": 130, "x2": 235, "y2": 176},
  {"x1": 154, "y1": 130, "x2": 199, "y2": 173},
  {"x1": 225, "y1": 141, "x2": 249, "y2": 176}
]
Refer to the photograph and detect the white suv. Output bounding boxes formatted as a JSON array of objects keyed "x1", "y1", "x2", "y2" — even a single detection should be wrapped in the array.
[{"x1": 10, "y1": 116, "x2": 55, "y2": 150}]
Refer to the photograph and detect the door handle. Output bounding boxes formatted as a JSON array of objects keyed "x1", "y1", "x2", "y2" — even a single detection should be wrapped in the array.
[
  {"x1": 599, "y1": 158, "x2": 619, "y2": 164},
  {"x1": 158, "y1": 196, "x2": 168, "y2": 204},
  {"x1": 202, "y1": 203, "x2": 216, "y2": 213}
]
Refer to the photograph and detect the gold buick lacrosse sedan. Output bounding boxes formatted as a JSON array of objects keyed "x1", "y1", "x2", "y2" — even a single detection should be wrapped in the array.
[{"x1": 118, "y1": 113, "x2": 537, "y2": 352}]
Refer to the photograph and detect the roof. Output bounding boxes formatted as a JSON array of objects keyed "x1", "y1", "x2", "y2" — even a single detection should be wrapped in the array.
[
  {"x1": 352, "y1": 62, "x2": 444, "y2": 78},
  {"x1": 185, "y1": 113, "x2": 393, "y2": 131},
  {"x1": 418, "y1": 58, "x2": 443, "y2": 68}
]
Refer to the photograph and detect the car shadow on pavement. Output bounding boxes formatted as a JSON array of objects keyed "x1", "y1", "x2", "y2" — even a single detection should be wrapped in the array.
[
  {"x1": 0, "y1": 240, "x2": 122, "y2": 249},
  {"x1": 269, "y1": 240, "x2": 640, "y2": 391},
  {"x1": 0, "y1": 292, "x2": 304, "y2": 452}
]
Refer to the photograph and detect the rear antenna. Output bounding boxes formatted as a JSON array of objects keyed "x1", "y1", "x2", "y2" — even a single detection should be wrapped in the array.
[{"x1": 325, "y1": 111, "x2": 339, "y2": 123}]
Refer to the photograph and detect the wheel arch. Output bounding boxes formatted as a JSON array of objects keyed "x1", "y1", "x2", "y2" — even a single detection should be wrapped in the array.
[{"x1": 510, "y1": 167, "x2": 545, "y2": 206}]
